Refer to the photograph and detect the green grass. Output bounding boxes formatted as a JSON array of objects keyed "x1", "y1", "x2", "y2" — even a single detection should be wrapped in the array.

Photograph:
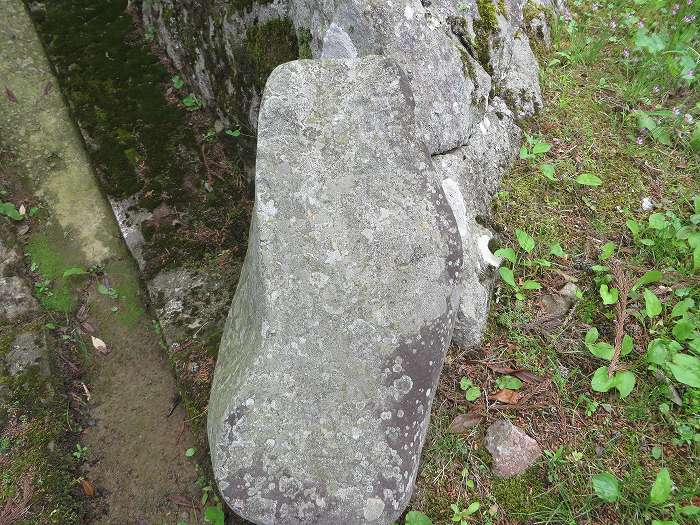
[{"x1": 413, "y1": 1, "x2": 699, "y2": 524}]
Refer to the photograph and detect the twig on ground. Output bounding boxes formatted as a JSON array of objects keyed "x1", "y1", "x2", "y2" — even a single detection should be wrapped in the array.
[{"x1": 608, "y1": 260, "x2": 632, "y2": 377}]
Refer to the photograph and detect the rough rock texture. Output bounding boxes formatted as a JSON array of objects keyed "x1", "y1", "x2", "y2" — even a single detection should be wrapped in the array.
[
  {"x1": 433, "y1": 98, "x2": 521, "y2": 348},
  {"x1": 0, "y1": 277, "x2": 39, "y2": 322},
  {"x1": 0, "y1": 235, "x2": 21, "y2": 277},
  {"x1": 147, "y1": 267, "x2": 239, "y2": 346},
  {"x1": 138, "y1": 0, "x2": 552, "y2": 352},
  {"x1": 208, "y1": 56, "x2": 462, "y2": 524},
  {"x1": 484, "y1": 420, "x2": 542, "y2": 478},
  {"x1": 4, "y1": 332, "x2": 50, "y2": 377}
]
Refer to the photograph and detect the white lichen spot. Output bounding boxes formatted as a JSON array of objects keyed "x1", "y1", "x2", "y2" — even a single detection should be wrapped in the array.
[
  {"x1": 425, "y1": 388, "x2": 431, "y2": 398},
  {"x1": 363, "y1": 497, "x2": 385, "y2": 521},
  {"x1": 266, "y1": 439, "x2": 276, "y2": 447},
  {"x1": 404, "y1": 4, "x2": 415, "y2": 19},
  {"x1": 397, "y1": 410, "x2": 404, "y2": 418},
  {"x1": 258, "y1": 199, "x2": 278, "y2": 222},
  {"x1": 380, "y1": 411, "x2": 392, "y2": 420},
  {"x1": 351, "y1": 428, "x2": 361, "y2": 440},
  {"x1": 393, "y1": 375, "x2": 413, "y2": 396},
  {"x1": 245, "y1": 398, "x2": 254, "y2": 407}
]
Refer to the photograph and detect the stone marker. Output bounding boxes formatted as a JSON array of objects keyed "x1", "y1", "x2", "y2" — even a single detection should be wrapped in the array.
[
  {"x1": 208, "y1": 56, "x2": 462, "y2": 524},
  {"x1": 484, "y1": 420, "x2": 542, "y2": 478}
]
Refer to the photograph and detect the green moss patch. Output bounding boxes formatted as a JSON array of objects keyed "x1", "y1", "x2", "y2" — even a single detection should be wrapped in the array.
[{"x1": 244, "y1": 18, "x2": 300, "y2": 91}]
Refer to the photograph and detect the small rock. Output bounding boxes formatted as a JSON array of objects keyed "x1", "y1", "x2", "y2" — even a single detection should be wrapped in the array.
[
  {"x1": 641, "y1": 196, "x2": 654, "y2": 211},
  {"x1": 4, "y1": 332, "x2": 49, "y2": 377},
  {"x1": 0, "y1": 277, "x2": 39, "y2": 322},
  {"x1": 541, "y1": 283, "x2": 578, "y2": 319},
  {"x1": 0, "y1": 238, "x2": 21, "y2": 277},
  {"x1": 484, "y1": 420, "x2": 542, "y2": 478}
]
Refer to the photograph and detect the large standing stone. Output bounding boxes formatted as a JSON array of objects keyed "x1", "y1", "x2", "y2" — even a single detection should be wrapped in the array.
[{"x1": 208, "y1": 56, "x2": 462, "y2": 524}]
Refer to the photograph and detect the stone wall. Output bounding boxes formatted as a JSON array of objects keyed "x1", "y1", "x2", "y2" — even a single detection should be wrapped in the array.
[{"x1": 138, "y1": 0, "x2": 564, "y2": 349}]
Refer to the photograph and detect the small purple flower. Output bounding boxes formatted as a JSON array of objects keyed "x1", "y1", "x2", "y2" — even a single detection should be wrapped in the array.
[
  {"x1": 685, "y1": 114, "x2": 695, "y2": 124},
  {"x1": 652, "y1": 85, "x2": 660, "y2": 94},
  {"x1": 673, "y1": 106, "x2": 682, "y2": 116},
  {"x1": 610, "y1": 19, "x2": 617, "y2": 29},
  {"x1": 636, "y1": 136, "x2": 644, "y2": 145},
  {"x1": 688, "y1": 0, "x2": 693, "y2": 5},
  {"x1": 622, "y1": 49, "x2": 630, "y2": 58},
  {"x1": 637, "y1": 20, "x2": 645, "y2": 28},
  {"x1": 686, "y1": 70, "x2": 696, "y2": 80},
  {"x1": 592, "y1": 2, "x2": 600, "y2": 10}
]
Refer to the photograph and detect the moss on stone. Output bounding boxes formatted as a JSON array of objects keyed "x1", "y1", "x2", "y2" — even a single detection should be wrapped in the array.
[
  {"x1": 244, "y1": 18, "x2": 300, "y2": 91},
  {"x1": 473, "y1": 0, "x2": 499, "y2": 74},
  {"x1": 25, "y1": 234, "x2": 76, "y2": 313},
  {"x1": 297, "y1": 27, "x2": 313, "y2": 59}
]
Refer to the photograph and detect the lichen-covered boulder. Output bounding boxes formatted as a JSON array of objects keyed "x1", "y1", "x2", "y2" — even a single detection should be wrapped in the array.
[{"x1": 207, "y1": 56, "x2": 462, "y2": 524}]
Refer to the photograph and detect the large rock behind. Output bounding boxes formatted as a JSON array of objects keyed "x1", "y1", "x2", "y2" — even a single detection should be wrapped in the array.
[{"x1": 207, "y1": 56, "x2": 462, "y2": 524}]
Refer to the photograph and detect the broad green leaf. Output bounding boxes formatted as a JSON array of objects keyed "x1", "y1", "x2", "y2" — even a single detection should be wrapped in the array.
[
  {"x1": 612, "y1": 371, "x2": 636, "y2": 398},
  {"x1": 589, "y1": 342, "x2": 615, "y2": 360},
  {"x1": 185, "y1": 447, "x2": 196, "y2": 457},
  {"x1": 533, "y1": 258, "x2": 551, "y2": 267},
  {"x1": 522, "y1": 280, "x2": 542, "y2": 290},
  {"x1": 540, "y1": 163, "x2": 557, "y2": 181},
  {"x1": 499, "y1": 267, "x2": 517, "y2": 288},
  {"x1": 592, "y1": 472, "x2": 620, "y2": 502},
  {"x1": 465, "y1": 386, "x2": 481, "y2": 401},
  {"x1": 591, "y1": 265, "x2": 609, "y2": 272},
  {"x1": 634, "y1": 28, "x2": 667, "y2": 54},
  {"x1": 97, "y1": 283, "x2": 111, "y2": 296},
  {"x1": 405, "y1": 511, "x2": 433, "y2": 525},
  {"x1": 519, "y1": 146, "x2": 529, "y2": 159},
  {"x1": 633, "y1": 270, "x2": 662, "y2": 290},
  {"x1": 591, "y1": 367, "x2": 615, "y2": 392},
  {"x1": 494, "y1": 247, "x2": 516, "y2": 264},
  {"x1": 671, "y1": 298, "x2": 694, "y2": 318},
  {"x1": 496, "y1": 375, "x2": 523, "y2": 390},
  {"x1": 651, "y1": 521, "x2": 678, "y2": 525},
  {"x1": 465, "y1": 501, "x2": 480, "y2": 515},
  {"x1": 646, "y1": 339, "x2": 668, "y2": 365},
  {"x1": 599, "y1": 242, "x2": 616, "y2": 260},
  {"x1": 585, "y1": 327, "x2": 599, "y2": 345},
  {"x1": 621, "y1": 334, "x2": 633, "y2": 356},
  {"x1": 648, "y1": 213, "x2": 667, "y2": 229},
  {"x1": 0, "y1": 202, "x2": 23, "y2": 221},
  {"x1": 626, "y1": 219, "x2": 640, "y2": 238},
  {"x1": 204, "y1": 506, "x2": 225, "y2": 525},
  {"x1": 459, "y1": 377, "x2": 473, "y2": 390},
  {"x1": 672, "y1": 319, "x2": 694, "y2": 341},
  {"x1": 599, "y1": 284, "x2": 619, "y2": 305},
  {"x1": 171, "y1": 75, "x2": 184, "y2": 89},
  {"x1": 549, "y1": 243, "x2": 566, "y2": 257},
  {"x1": 515, "y1": 229, "x2": 535, "y2": 253},
  {"x1": 644, "y1": 289, "x2": 663, "y2": 318},
  {"x1": 532, "y1": 142, "x2": 551, "y2": 155},
  {"x1": 62, "y1": 267, "x2": 87, "y2": 278},
  {"x1": 694, "y1": 245, "x2": 700, "y2": 271},
  {"x1": 225, "y1": 129, "x2": 241, "y2": 137},
  {"x1": 575, "y1": 173, "x2": 603, "y2": 186},
  {"x1": 649, "y1": 468, "x2": 672, "y2": 505},
  {"x1": 667, "y1": 353, "x2": 700, "y2": 387}
]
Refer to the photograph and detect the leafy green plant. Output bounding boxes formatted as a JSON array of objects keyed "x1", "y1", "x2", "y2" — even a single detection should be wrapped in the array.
[
  {"x1": 203, "y1": 506, "x2": 225, "y2": 525},
  {"x1": 0, "y1": 202, "x2": 23, "y2": 221},
  {"x1": 495, "y1": 229, "x2": 544, "y2": 301},
  {"x1": 171, "y1": 75, "x2": 184, "y2": 89},
  {"x1": 592, "y1": 471, "x2": 620, "y2": 502},
  {"x1": 459, "y1": 377, "x2": 481, "y2": 402},
  {"x1": 575, "y1": 173, "x2": 603, "y2": 186},
  {"x1": 73, "y1": 443, "x2": 88, "y2": 460},
  {"x1": 585, "y1": 327, "x2": 636, "y2": 398},
  {"x1": 519, "y1": 133, "x2": 551, "y2": 161},
  {"x1": 495, "y1": 375, "x2": 523, "y2": 390},
  {"x1": 225, "y1": 128, "x2": 241, "y2": 138},
  {"x1": 449, "y1": 501, "x2": 480, "y2": 524},
  {"x1": 182, "y1": 93, "x2": 202, "y2": 111},
  {"x1": 62, "y1": 267, "x2": 87, "y2": 279}
]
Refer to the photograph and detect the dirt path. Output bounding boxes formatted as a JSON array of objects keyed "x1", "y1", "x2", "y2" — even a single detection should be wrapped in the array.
[{"x1": 0, "y1": 1, "x2": 199, "y2": 522}]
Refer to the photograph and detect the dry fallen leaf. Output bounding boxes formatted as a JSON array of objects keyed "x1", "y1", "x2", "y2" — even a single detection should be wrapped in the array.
[
  {"x1": 168, "y1": 494, "x2": 196, "y2": 508},
  {"x1": 80, "y1": 479, "x2": 96, "y2": 497},
  {"x1": 448, "y1": 413, "x2": 483, "y2": 434},
  {"x1": 91, "y1": 336, "x2": 109, "y2": 355},
  {"x1": 18, "y1": 204, "x2": 26, "y2": 216},
  {"x1": 491, "y1": 389, "x2": 522, "y2": 404},
  {"x1": 487, "y1": 364, "x2": 516, "y2": 374},
  {"x1": 81, "y1": 322, "x2": 96, "y2": 334},
  {"x1": 513, "y1": 370, "x2": 546, "y2": 384}
]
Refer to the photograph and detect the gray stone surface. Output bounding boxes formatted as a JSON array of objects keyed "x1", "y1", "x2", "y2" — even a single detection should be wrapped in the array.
[
  {"x1": 484, "y1": 420, "x2": 542, "y2": 478},
  {"x1": 0, "y1": 277, "x2": 39, "y2": 322},
  {"x1": 147, "y1": 267, "x2": 238, "y2": 346},
  {"x1": 434, "y1": 98, "x2": 521, "y2": 348},
  {"x1": 4, "y1": 332, "x2": 49, "y2": 377},
  {"x1": 497, "y1": 33, "x2": 543, "y2": 119},
  {"x1": 208, "y1": 56, "x2": 462, "y2": 524},
  {"x1": 0, "y1": 236, "x2": 21, "y2": 277}
]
